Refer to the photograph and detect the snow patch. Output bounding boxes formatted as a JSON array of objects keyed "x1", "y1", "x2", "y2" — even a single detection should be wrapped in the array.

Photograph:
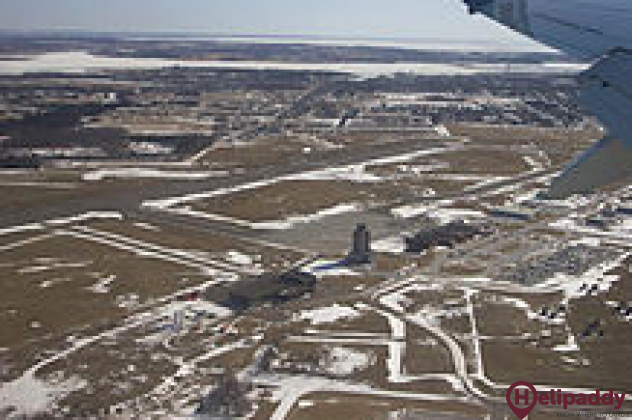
[
  {"x1": 250, "y1": 203, "x2": 362, "y2": 230},
  {"x1": 46, "y1": 211, "x2": 123, "y2": 226},
  {"x1": 323, "y1": 347, "x2": 371, "y2": 376},
  {"x1": 225, "y1": 251, "x2": 254, "y2": 266},
  {"x1": 0, "y1": 224, "x2": 43, "y2": 236},
  {"x1": 88, "y1": 274, "x2": 117, "y2": 294},
  {"x1": 133, "y1": 222, "x2": 160, "y2": 232},
  {"x1": 372, "y1": 236, "x2": 406, "y2": 254},
  {"x1": 554, "y1": 334, "x2": 580, "y2": 353},
  {"x1": 300, "y1": 260, "x2": 360, "y2": 278},
  {"x1": 0, "y1": 374, "x2": 86, "y2": 418},
  {"x1": 426, "y1": 208, "x2": 485, "y2": 224},
  {"x1": 82, "y1": 168, "x2": 228, "y2": 181},
  {"x1": 157, "y1": 300, "x2": 232, "y2": 321},
  {"x1": 299, "y1": 304, "x2": 361, "y2": 325}
]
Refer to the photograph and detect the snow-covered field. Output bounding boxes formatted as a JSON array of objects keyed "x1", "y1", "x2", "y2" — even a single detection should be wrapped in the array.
[
  {"x1": 298, "y1": 305, "x2": 362, "y2": 325},
  {"x1": 0, "y1": 373, "x2": 86, "y2": 418},
  {"x1": 0, "y1": 52, "x2": 587, "y2": 77},
  {"x1": 323, "y1": 347, "x2": 373, "y2": 376}
]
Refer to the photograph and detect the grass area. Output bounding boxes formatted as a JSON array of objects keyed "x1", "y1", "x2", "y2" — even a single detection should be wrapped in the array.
[
  {"x1": 42, "y1": 330, "x2": 179, "y2": 416},
  {"x1": 250, "y1": 399, "x2": 279, "y2": 420},
  {"x1": 447, "y1": 123, "x2": 600, "y2": 167},
  {"x1": 89, "y1": 217, "x2": 303, "y2": 271},
  {"x1": 190, "y1": 180, "x2": 400, "y2": 222},
  {"x1": 200, "y1": 137, "x2": 311, "y2": 169},
  {"x1": 482, "y1": 338, "x2": 632, "y2": 393},
  {"x1": 405, "y1": 288, "x2": 465, "y2": 314},
  {"x1": 0, "y1": 233, "x2": 200, "y2": 378},
  {"x1": 287, "y1": 392, "x2": 487, "y2": 420},
  {"x1": 0, "y1": 233, "x2": 193, "y2": 342},
  {"x1": 405, "y1": 325, "x2": 455, "y2": 376},
  {"x1": 369, "y1": 147, "x2": 532, "y2": 177},
  {"x1": 475, "y1": 259, "x2": 632, "y2": 394},
  {"x1": 440, "y1": 148, "x2": 531, "y2": 175}
]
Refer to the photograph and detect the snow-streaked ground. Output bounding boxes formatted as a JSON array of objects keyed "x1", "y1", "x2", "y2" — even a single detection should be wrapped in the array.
[
  {"x1": 250, "y1": 204, "x2": 362, "y2": 231},
  {"x1": 372, "y1": 235, "x2": 407, "y2": 254},
  {"x1": 0, "y1": 223, "x2": 45, "y2": 236},
  {"x1": 143, "y1": 145, "x2": 463, "y2": 213},
  {"x1": 82, "y1": 167, "x2": 228, "y2": 181},
  {"x1": 298, "y1": 304, "x2": 361, "y2": 325},
  {"x1": 0, "y1": 212, "x2": 123, "y2": 239},
  {"x1": 0, "y1": 52, "x2": 587, "y2": 78},
  {"x1": 299, "y1": 259, "x2": 360, "y2": 278},
  {"x1": 46, "y1": 212, "x2": 124, "y2": 227},
  {"x1": 553, "y1": 334, "x2": 580, "y2": 353},
  {"x1": 0, "y1": 373, "x2": 86, "y2": 418},
  {"x1": 224, "y1": 250, "x2": 257, "y2": 266},
  {"x1": 323, "y1": 347, "x2": 373, "y2": 376},
  {"x1": 87, "y1": 274, "x2": 118, "y2": 294},
  {"x1": 390, "y1": 200, "x2": 454, "y2": 219}
]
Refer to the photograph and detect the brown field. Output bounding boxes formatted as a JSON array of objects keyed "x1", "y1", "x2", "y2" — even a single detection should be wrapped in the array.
[
  {"x1": 89, "y1": 217, "x2": 303, "y2": 270},
  {"x1": 40, "y1": 331, "x2": 179, "y2": 416},
  {"x1": 0, "y1": 215, "x2": 304, "y2": 383},
  {"x1": 404, "y1": 287, "x2": 466, "y2": 314},
  {"x1": 0, "y1": 233, "x2": 199, "y2": 378},
  {"x1": 405, "y1": 325, "x2": 455, "y2": 376},
  {"x1": 368, "y1": 147, "x2": 532, "y2": 178},
  {"x1": 481, "y1": 293, "x2": 632, "y2": 392},
  {"x1": 189, "y1": 180, "x2": 401, "y2": 222},
  {"x1": 200, "y1": 131, "x2": 447, "y2": 172},
  {"x1": 287, "y1": 393, "x2": 487, "y2": 420},
  {"x1": 447, "y1": 123, "x2": 601, "y2": 167},
  {"x1": 250, "y1": 399, "x2": 279, "y2": 420},
  {"x1": 482, "y1": 338, "x2": 632, "y2": 393},
  {"x1": 0, "y1": 174, "x2": 166, "y2": 214},
  {"x1": 322, "y1": 130, "x2": 444, "y2": 147},
  {"x1": 200, "y1": 137, "x2": 312, "y2": 169}
]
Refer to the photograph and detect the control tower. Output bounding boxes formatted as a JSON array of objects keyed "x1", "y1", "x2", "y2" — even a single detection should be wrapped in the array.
[{"x1": 348, "y1": 223, "x2": 372, "y2": 265}]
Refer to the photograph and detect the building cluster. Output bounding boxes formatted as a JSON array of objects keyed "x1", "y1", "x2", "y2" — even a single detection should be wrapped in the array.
[
  {"x1": 350, "y1": 74, "x2": 588, "y2": 129},
  {"x1": 207, "y1": 269, "x2": 317, "y2": 311},
  {"x1": 537, "y1": 303, "x2": 567, "y2": 322},
  {"x1": 609, "y1": 301, "x2": 632, "y2": 319},
  {"x1": 490, "y1": 205, "x2": 538, "y2": 222},
  {"x1": 405, "y1": 220, "x2": 493, "y2": 253},
  {"x1": 0, "y1": 65, "x2": 592, "y2": 168},
  {"x1": 496, "y1": 244, "x2": 619, "y2": 285},
  {"x1": 270, "y1": 349, "x2": 324, "y2": 376},
  {"x1": 159, "y1": 296, "x2": 227, "y2": 333},
  {"x1": 347, "y1": 223, "x2": 372, "y2": 265},
  {"x1": 584, "y1": 203, "x2": 632, "y2": 230},
  {"x1": 579, "y1": 320, "x2": 604, "y2": 340}
]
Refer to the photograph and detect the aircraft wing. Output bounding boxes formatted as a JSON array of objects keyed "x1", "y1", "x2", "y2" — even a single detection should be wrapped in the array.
[{"x1": 464, "y1": 0, "x2": 632, "y2": 198}]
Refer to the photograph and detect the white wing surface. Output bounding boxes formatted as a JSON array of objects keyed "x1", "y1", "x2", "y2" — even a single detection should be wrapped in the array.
[{"x1": 464, "y1": 0, "x2": 632, "y2": 198}]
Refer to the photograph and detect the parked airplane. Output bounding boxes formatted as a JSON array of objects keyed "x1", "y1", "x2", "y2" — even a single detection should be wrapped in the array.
[{"x1": 463, "y1": 0, "x2": 632, "y2": 198}]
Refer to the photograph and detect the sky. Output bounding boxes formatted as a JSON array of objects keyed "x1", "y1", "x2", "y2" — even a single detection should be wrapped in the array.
[{"x1": 0, "y1": 0, "x2": 540, "y2": 47}]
